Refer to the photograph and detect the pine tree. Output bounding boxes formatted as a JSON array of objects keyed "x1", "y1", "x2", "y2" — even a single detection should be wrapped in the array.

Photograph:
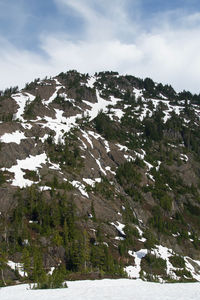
[
  {"x1": 32, "y1": 248, "x2": 45, "y2": 284},
  {"x1": 91, "y1": 200, "x2": 96, "y2": 221},
  {"x1": 82, "y1": 230, "x2": 90, "y2": 272},
  {"x1": 0, "y1": 249, "x2": 7, "y2": 286},
  {"x1": 22, "y1": 248, "x2": 31, "y2": 277},
  {"x1": 51, "y1": 264, "x2": 67, "y2": 288},
  {"x1": 63, "y1": 218, "x2": 69, "y2": 247}
]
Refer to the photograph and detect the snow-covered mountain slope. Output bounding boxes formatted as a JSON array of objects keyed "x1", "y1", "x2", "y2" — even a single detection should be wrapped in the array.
[{"x1": 0, "y1": 70, "x2": 200, "y2": 285}]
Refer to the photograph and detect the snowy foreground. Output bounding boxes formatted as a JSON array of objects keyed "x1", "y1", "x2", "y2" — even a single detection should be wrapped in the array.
[{"x1": 1, "y1": 279, "x2": 200, "y2": 300}]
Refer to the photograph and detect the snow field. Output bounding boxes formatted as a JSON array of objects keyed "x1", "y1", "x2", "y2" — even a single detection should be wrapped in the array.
[{"x1": 1, "y1": 279, "x2": 200, "y2": 300}]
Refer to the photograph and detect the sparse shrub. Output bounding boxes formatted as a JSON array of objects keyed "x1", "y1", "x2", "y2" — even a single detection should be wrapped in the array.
[
  {"x1": 0, "y1": 171, "x2": 6, "y2": 185},
  {"x1": 169, "y1": 255, "x2": 185, "y2": 268},
  {"x1": 174, "y1": 268, "x2": 192, "y2": 279},
  {"x1": 160, "y1": 194, "x2": 173, "y2": 211},
  {"x1": 144, "y1": 230, "x2": 157, "y2": 249},
  {"x1": 141, "y1": 254, "x2": 167, "y2": 276}
]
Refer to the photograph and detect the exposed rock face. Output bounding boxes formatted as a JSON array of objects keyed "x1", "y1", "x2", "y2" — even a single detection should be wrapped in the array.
[{"x1": 0, "y1": 70, "x2": 200, "y2": 284}]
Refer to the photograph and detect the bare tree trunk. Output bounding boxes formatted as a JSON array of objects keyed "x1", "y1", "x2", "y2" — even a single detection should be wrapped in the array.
[{"x1": 1, "y1": 269, "x2": 6, "y2": 286}]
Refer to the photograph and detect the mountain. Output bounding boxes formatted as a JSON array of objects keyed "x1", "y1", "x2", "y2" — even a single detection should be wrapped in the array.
[{"x1": 0, "y1": 70, "x2": 200, "y2": 286}]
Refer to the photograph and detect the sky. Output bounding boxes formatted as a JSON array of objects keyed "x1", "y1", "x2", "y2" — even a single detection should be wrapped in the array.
[{"x1": 0, "y1": 0, "x2": 200, "y2": 93}]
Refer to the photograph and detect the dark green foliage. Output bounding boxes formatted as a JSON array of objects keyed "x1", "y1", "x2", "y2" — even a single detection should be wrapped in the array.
[
  {"x1": 141, "y1": 254, "x2": 167, "y2": 276},
  {"x1": 25, "y1": 78, "x2": 40, "y2": 90},
  {"x1": 46, "y1": 133, "x2": 54, "y2": 145},
  {"x1": 11, "y1": 186, "x2": 74, "y2": 238},
  {"x1": 33, "y1": 265, "x2": 67, "y2": 289},
  {"x1": 0, "y1": 171, "x2": 6, "y2": 185},
  {"x1": 90, "y1": 241, "x2": 126, "y2": 276},
  {"x1": 53, "y1": 95, "x2": 73, "y2": 109},
  {"x1": 149, "y1": 206, "x2": 179, "y2": 235},
  {"x1": 159, "y1": 194, "x2": 173, "y2": 211},
  {"x1": 118, "y1": 224, "x2": 140, "y2": 257},
  {"x1": 23, "y1": 170, "x2": 39, "y2": 182},
  {"x1": 124, "y1": 224, "x2": 139, "y2": 241},
  {"x1": 156, "y1": 83, "x2": 176, "y2": 99},
  {"x1": 22, "y1": 248, "x2": 31, "y2": 277},
  {"x1": 134, "y1": 157, "x2": 146, "y2": 168},
  {"x1": 7, "y1": 185, "x2": 125, "y2": 281},
  {"x1": 183, "y1": 202, "x2": 200, "y2": 229},
  {"x1": 123, "y1": 91, "x2": 136, "y2": 105},
  {"x1": 47, "y1": 130, "x2": 83, "y2": 171},
  {"x1": 58, "y1": 70, "x2": 86, "y2": 88},
  {"x1": 45, "y1": 175, "x2": 73, "y2": 191},
  {"x1": 144, "y1": 111, "x2": 164, "y2": 141},
  {"x1": 174, "y1": 268, "x2": 192, "y2": 279},
  {"x1": 1, "y1": 86, "x2": 19, "y2": 97},
  {"x1": 92, "y1": 176, "x2": 114, "y2": 200},
  {"x1": 122, "y1": 201, "x2": 138, "y2": 224},
  {"x1": 24, "y1": 95, "x2": 42, "y2": 119},
  {"x1": 0, "y1": 113, "x2": 14, "y2": 122},
  {"x1": 91, "y1": 200, "x2": 96, "y2": 221},
  {"x1": 185, "y1": 202, "x2": 200, "y2": 216},
  {"x1": 144, "y1": 230, "x2": 157, "y2": 249},
  {"x1": 116, "y1": 161, "x2": 141, "y2": 186},
  {"x1": 143, "y1": 78, "x2": 156, "y2": 97},
  {"x1": 116, "y1": 161, "x2": 142, "y2": 199},
  {"x1": 94, "y1": 111, "x2": 120, "y2": 141},
  {"x1": 58, "y1": 71, "x2": 94, "y2": 104},
  {"x1": 169, "y1": 255, "x2": 185, "y2": 268},
  {"x1": 0, "y1": 249, "x2": 7, "y2": 286}
]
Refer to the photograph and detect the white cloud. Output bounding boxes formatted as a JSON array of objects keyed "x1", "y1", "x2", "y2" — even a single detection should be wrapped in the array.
[
  {"x1": 0, "y1": 37, "x2": 54, "y2": 90},
  {"x1": 0, "y1": 1, "x2": 200, "y2": 93}
]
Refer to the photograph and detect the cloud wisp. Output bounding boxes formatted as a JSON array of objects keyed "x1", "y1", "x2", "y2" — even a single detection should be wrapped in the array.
[{"x1": 0, "y1": 0, "x2": 200, "y2": 93}]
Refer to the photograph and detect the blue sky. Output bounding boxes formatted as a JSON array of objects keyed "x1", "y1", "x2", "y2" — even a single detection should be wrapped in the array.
[{"x1": 0, "y1": 0, "x2": 200, "y2": 93}]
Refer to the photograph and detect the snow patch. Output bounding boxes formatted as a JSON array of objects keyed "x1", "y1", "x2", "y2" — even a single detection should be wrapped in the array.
[
  {"x1": 135, "y1": 226, "x2": 147, "y2": 243},
  {"x1": 12, "y1": 92, "x2": 35, "y2": 121},
  {"x1": 95, "y1": 158, "x2": 107, "y2": 176},
  {"x1": 7, "y1": 261, "x2": 27, "y2": 277},
  {"x1": 105, "y1": 166, "x2": 116, "y2": 175},
  {"x1": 4, "y1": 153, "x2": 47, "y2": 188},
  {"x1": 0, "y1": 130, "x2": 27, "y2": 144},
  {"x1": 180, "y1": 154, "x2": 189, "y2": 162},
  {"x1": 44, "y1": 79, "x2": 63, "y2": 105},
  {"x1": 116, "y1": 143, "x2": 128, "y2": 151},
  {"x1": 81, "y1": 130, "x2": 93, "y2": 148},
  {"x1": 111, "y1": 221, "x2": 125, "y2": 236},
  {"x1": 86, "y1": 76, "x2": 96, "y2": 88},
  {"x1": 83, "y1": 178, "x2": 101, "y2": 187},
  {"x1": 125, "y1": 249, "x2": 148, "y2": 278},
  {"x1": 71, "y1": 180, "x2": 89, "y2": 198}
]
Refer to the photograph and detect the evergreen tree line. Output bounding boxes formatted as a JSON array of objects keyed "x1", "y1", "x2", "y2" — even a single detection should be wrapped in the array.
[{"x1": 0, "y1": 185, "x2": 125, "y2": 287}]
